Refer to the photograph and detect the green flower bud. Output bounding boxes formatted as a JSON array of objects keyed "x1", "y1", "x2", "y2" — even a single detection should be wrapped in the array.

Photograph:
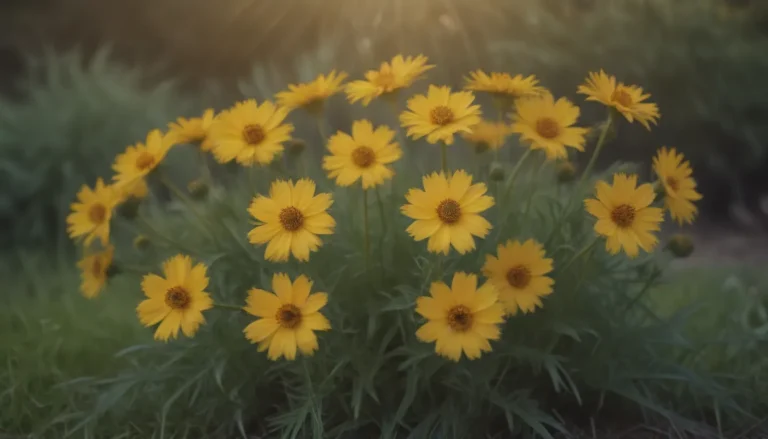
[
  {"x1": 473, "y1": 142, "x2": 490, "y2": 154},
  {"x1": 133, "y1": 235, "x2": 151, "y2": 251},
  {"x1": 489, "y1": 162, "x2": 505, "y2": 181},
  {"x1": 667, "y1": 234, "x2": 694, "y2": 258},
  {"x1": 187, "y1": 179, "x2": 209, "y2": 200},
  {"x1": 556, "y1": 161, "x2": 577, "y2": 183},
  {"x1": 118, "y1": 197, "x2": 142, "y2": 220},
  {"x1": 105, "y1": 263, "x2": 121, "y2": 279},
  {"x1": 286, "y1": 139, "x2": 307, "y2": 157}
]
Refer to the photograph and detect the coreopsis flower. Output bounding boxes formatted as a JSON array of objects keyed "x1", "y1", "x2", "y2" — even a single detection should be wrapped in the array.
[
  {"x1": 167, "y1": 108, "x2": 216, "y2": 151},
  {"x1": 77, "y1": 245, "x2": 115, "y2": 299},
  {"x1": 578, "y1": 70, "x2": 660, "y2": 130},
  {"x1": 461, "y1": 120, "x2": 511, "y2": 152},
  {"x1": 112, "y1": 129, "x2": 177, "y2": 186},
  {"x1": 510, "y1": 92, "x2": 588, "y2": 160},
  {"x1": 276, "y1": 70, "x2": 348, "y2": 113},
  {"x1": 399, "y1": 85, "x2": 481, "y2": 145},
  {"x1": 464, "y1": 70, "x2": 544, "y2": 99},
  {"x1": 66, "y1": 178, "x2": 118, "y2": 246},
  {"x1": 652, "y1": 147, "x2": 702, "y2": 225},
  {"x1": 345, "y1": 55, "x2": 434, "y2": 106}
]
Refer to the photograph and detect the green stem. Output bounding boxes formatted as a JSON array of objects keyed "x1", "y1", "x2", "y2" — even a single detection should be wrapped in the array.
[
  {"x1": 316, "y1": 116, "x2": 328, "y2": 145},
  {"x1": 159, "y1": 173, "x2": 217, "y2": 243},
  {"x1": 214, "y1": 303, "x2": 244, "y2": 312},
  {"x1": 362, "y1": 187, "x2": 370, "y2": 270},
  {"x1": 374, "y1": 187, "x2": 387, "y2": 264},
  {"x1": 499, "y1": 148, "x2": 534, "y2": 203},
  {"x1": 199, "y1": 149, "x2": 213, "y2": 185},
  {"x1": 559, "y1": 236, "x2": 600, "y2": 274},
  {"x1": 578, "y1": 111, "x2": 614, "y2": 187},
  {"x1": 440, "y1": 143, "x2": 448, "y2": 173}
]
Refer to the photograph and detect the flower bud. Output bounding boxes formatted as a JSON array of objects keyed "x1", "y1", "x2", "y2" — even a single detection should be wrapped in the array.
[
  {"x1": 106, "y1": 263, "x2": 121, "y2": 279},
  {"x1": 556, "y1": 161, "x2": 577, "y2": 183},
  {"x1": 286, "y1": 139, "x2": 306, "y2": 157},
  {"x1": 666, "y1": 234, "x2": 694, "y2": 258},
  {"x1": 473, "y1": 142, "x2": 490, "y2": 154},
  {"x1": 489, "y1": 162, "x2": 505, "y2": 181},
  {"x1": 187, "y1": 179, "x2": 209, "y2": 200},
  {"x1": 118, "y1": 197, "x2": 142, "y2": 220},
  {"x1": 133, "y1": 234, "x2": 151, "y2": 251}
]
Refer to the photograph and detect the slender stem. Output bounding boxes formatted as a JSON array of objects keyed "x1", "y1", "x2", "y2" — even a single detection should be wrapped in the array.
[
  {"x1": 440, "y1": 143, "x2": 448, "y2": 173},
  {"x1": 578, "y1": 111, "x2": 614, "y2": 187},
  {"x1": 199, "y1": 149, "x2": 213, "y2": 185},
  {"x1": 362, "y1": 187, "x2": 370, "y2": 270},
  {"x1": 159, "y1": 173, "x2": 217, "y2": 243},
  {"x1": 214, "y1": 303, "x2": 244, "y2": 312},
  {"x1": 559, "y1": 236, "x2": 600, "y2": 274},
  {"x1": 499, "y1": 148, "x2": 534, "y2": 204},
  {"x1": 316, "y1": 116, "x2": 328, "y2": 145}
]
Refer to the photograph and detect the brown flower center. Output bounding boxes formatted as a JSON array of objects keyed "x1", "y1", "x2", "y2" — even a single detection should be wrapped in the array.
[
  {"x1": 135, "y1": 152, "x2": 156, "y2": 171},
  {"x1": 611, "y1": 204, "x2": 636, "y2": 228},
  {"x1": 351, "y1": 146, "x2": 376, "y2": 168},
  {"x1": 279, "y1": 206, "x2": 304, "y2": 232},
  {"x1": 243, "y1": 124, "x2": 266, "y2": 145},
  {"x1": 430, "y1": 105, "x2": 455, "y2": 126},
  {"x1": 535, "y1": 117, "x2": 560, "y2": 139},
  {"x1": 436, "y1": 199, "x2": 461, "y2": 224},
  {"x1": 447, "y1": 305, "x2": 474, "y2": 332},
  {"x1": 91, "y1": 258, "x2": 103, "y2": 276},
  {"x1": 276, "y1": 304, "x2": 302, "y2": 329},
  {"x1": 164, "y1": 286, "x2": 191, "y2": 310},
  {"x1": 665, "y1": 176, "x2": 679, "y2": 192},
  {"x1": 506, "y1": 264, "x2": 532, "y2": 289},
  {"x1": 611, "y1": 88, "x2": 633, "y2": 108},
  {"x1": 88, "y1": 203, "x2": 107, "y2": 224}
]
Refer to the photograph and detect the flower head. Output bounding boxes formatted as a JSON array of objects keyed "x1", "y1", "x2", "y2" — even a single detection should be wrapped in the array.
[
  {"x1": 399, "y1": 85, "x2": 481, "y2": 145},
  {"x1": 345, "y1": 55, "x2": 434, "y2": 106},
  {"x1": 136, "y1": 255, "x2": 213, "y2": 342},
  {"x1": 248, "y1": 179, "x2": 336, "y2": 262},
  {"x1": 402, "y1": 170, "x2": 494, "y2": 255},
  {"x1": 322, "y1": 120, "x2": 402, "y2": 189},
  {"x1": 167, "y1": 108, "x2": 217, "y2": 151},
  {"x1": 462, "y1": 120, "x2": 511, "y2": 152},
  {"x1": 464, "y1": 70, "x2": 545, "y2": 99},
  {"x1": 112, "y1": 129, "x2": 176, "y2": 186},
  {"x1": 66, "y1": 178, "x2": 118, "y2": 247},
  {"x1": 276, "y1": 70, "x2": 348, "y2": 112},
  {"x1": 578, "y1": 70, "x2": 660, "y2": 130},
  {"x1": 482, "y1": 239, "x2": 554, "y2": 315},
  {"x1": 243, "y1": 273, "x2": 331, "y2": 361},
  {"x1": 116, "y1": 179, "x2": 149, "y2": 203},
  {"x1": 585, "y1": 173, "x2": 664, "y2": 258},
  {"x1": 415, "y1": 272, "x2": 505, "y2": 362},
  {"x1": 510, "y1": 92, "x2": 588, "y2": 160},
  {"x1": 208, "y1": 99, "x2": 293, "y2": 166},
  {"x1": 652, "y1": 147, "x2": 702, "y2": 225},
  {"x1": 77, "y1": 245, "x2": 114, "y2": 299}
]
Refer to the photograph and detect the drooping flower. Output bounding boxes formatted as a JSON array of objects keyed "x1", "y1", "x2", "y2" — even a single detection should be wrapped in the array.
[
  {"x1": 66, "y1": 178, "x2": 118, "y2": 247},
  {"x1": 77, "y1": 245, "x2": 115, "y2": 299},
  {"x1": 247, "y1": 179, "x2": 335, "y2": 262},
  {"x1": 136, "y1": 255, "x2": 213, "y2": 342},
  {"x1": 243, "y1": 273, "x2": 331, "y2": 361},
  {"x1": 399, "y1": 85, "x2": 482, "y2": 145},
  {"x1": 584, "y1": 173, "x2": 664, "y2": 258},
  {"x1": 276, "y1": 70, "x2": 348, "y2": 113},
  {"x1": 345, "y1": 55, "x2": 434, "y2": 106},
  {"x1": 208, "y1": 99, "x2": 293, "y2": 166},
  {"x1": 482, "y1": 239, "x2": 554, "y2": 315},
  {"x1": 464, "y1": 70, "x2": 544, "y2": 100},
  {"x1": 415, "y1": 272, "x2": 505, "y2": 362},
  {"x1": 652, "y1": 147, "x2": 702, "y2": 225},
  {"x1": 401, "y1": 170, "x2": 494, "y2": 255},
  {"x1": 578, "y1": 70, "x2": 660, "y2": 130},
  {"x1": 322, "y1": 120, "x2": 402, "y2": 189},
  {"x1": 510, "y1": 92, "x2": 588, "y2": 160},
  {"x1": 461, "y1": 120, "x2": 511, "y2": 152},
  {"x1": 167, "y1": 108, "x2": 217, "y2": 151},
  {"x1": 112, "y1": 129, "x2": 177, "y2": 186}
]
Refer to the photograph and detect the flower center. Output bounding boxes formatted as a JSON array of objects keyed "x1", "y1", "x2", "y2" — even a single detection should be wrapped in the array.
[
  {"x1": 430, "y1": 105, "x2": 455, "y2": 126},
  {"x1": 535, "y1": 117, "x2": 560, "y2": 139},
  {"x1": 665, "y1": 176, "x2": 679, "y2": 192},
  {"x1": 88, "y1": 203, "x2": 107, "y2": 224},
  {"x1": 351, "y1": 146, "x2": 376, "y2": 168},
  {"x1": 447, "y1": 305, "x2": 474, "y2": 332},
  {"x1": 279, "y1": 206, "x2": 304, "y2": 232},
  {"x1": 164, "y1": 286, "x2": 191, "y2": 310},
  {"x1": 611, "y1": 204, "x2": 636, "y2": 228},
  {"x1": 276, "y1": 304, "x2": 302, "y2": 329},
  {"x1": 243, "y1": 124, "x2": 266, "y2": 145},
  {"x1": 374, "y1": 71, "x2": 396, "y2": 91},
  {"x1": 91, "y1": 258, "x2": 103, "y2": 276},
  {"x1": 436, "y1": 199, "x2": 461, "y2": 224},
  {"x1": 135, "y1": 152, "x2": 156, "y2": 171},
  {"x1": 611, "y1": 88, "x2": 633, "y2": 107},
  {"x1": 506, "y1": 265, "x2": 532, "y2": 289}
]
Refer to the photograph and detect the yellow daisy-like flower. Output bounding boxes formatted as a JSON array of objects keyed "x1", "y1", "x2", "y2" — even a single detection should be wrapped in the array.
[
  {"x1": 66, "y1": 178, "x2": 118, "y2": 247},
  {"x1": 136, "y1": 254, "x2": 213, "y2": 342},
  {"x1": 247, "y1": 179, "x2": 336, "y2": 262},
  {"x1": 322, "y1": 120, "x2": 402, "y2": 189},
  {"x1": 167, "y1": 108, "x2": 216, "y2": 151},
  {"x1": 208, "y1": 99, "x2": 293, "y2": 166},
  {"x1": 275, "y1": 70, "x2": 348, "y2": 112},
  {"x1": 577, "y1": 70, "x2": 660, "y2": 130},
  {"x1": 464, "y1": 70, "x2": 544, "y2": 99},
  {"x1": 461, "y1": 120, "x2": 511, "y2": 152},
  {"x1": 482, "y1": 239, "x2": 554, "y2": 315},
  {"x1": 112, "y1": 129, "x2": 177, "y2": 186},
  {"x1": 402, "y1": 170, "x2": 494, "y2": 255},
  {"x1": 77, "y1": 245, "x2": 114, "y2": 299},
  {"x1": 345, "y1": 55, "x2": 435, "y2": 106},
  {"x1": 415, "y1": 272, "x2": 505, "y2": 362},
  {"x1": 116, "y1": 179, "x2": 149, "y2": 203},
  {"x1": 510, "y1": 92, "x2": 589, "y2": 160},
  {"x1": 400, "y1": 85, "x2": 482, "y2": 145},
  {"x1": 584, "y1": 173, "x2": 664, "y2": 258},
  {"x1": 653, "y1": 147, "x2": 702, "y2": 225},
  {"x1": 243, "y1": 273, "x2": 331, "y2": 361}
]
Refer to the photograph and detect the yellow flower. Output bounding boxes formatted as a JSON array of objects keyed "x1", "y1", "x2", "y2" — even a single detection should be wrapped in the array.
[
  {"x1": 584, "y1": 173, "x2": 664, "y2": 258},
  {"x1": 464, "y1": 70, "x2": 544, "y2": 98},
  {"x1": 208, "y1": 99, "x2": 293, "y2": 166},
  {"x1": 322, "y1": 120, "x2": 402, "y2": 189},
  {"x1": 275, "y1": 70, "x2": 348, "y2": 112},
  {"x1": 345, "y1": 55, "x2": 434, "y2": 106},
  {"x1": 77, "y1": 245, "x2": 114, "y2": 299},
  {"x1": 243, "y1": 273, "x2": 331, "y2": 361},
  {"x1": 415, "y1": 272, "x2": 505, "y2": 362},
  {"x1": 577, "y1": 70, "x2": 660, "y2": 130},
  {"x1": 167, "y1": 108, "x2": 216, "y2": 151},
  {"x1": 112, "y1": 129, "x2": 177, "y2": 186},
  {"x1": 136, "y1": 255, "x2": 213, "y2": 342},
  {"x1": 510, "y1": 92, "x2": 588, "y2": 160},
  {"x1": 482, "y1": 239, "x2": 554, "y2": 315},
  {"x1": 653, "y1": 147, "x2": 702, "y2": 225},
  {"x1": 247, "y1": 179, "x2": 336, "y2": 262},
  {"x1": 116, "y1": 179, "x2": 149, "y2": 203},
  {"x1": 402, "y1": 170, "x2": 494, "y2": 255},
  {"x1": 461, "y1": 120, "x2": 511, "y2": 152},
  {"x1": 66, "y1": 178, "x2": 118, "y2": 247},
  {"x1": 399, "y1": 85, "x2": 482, "y2": 145}
]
